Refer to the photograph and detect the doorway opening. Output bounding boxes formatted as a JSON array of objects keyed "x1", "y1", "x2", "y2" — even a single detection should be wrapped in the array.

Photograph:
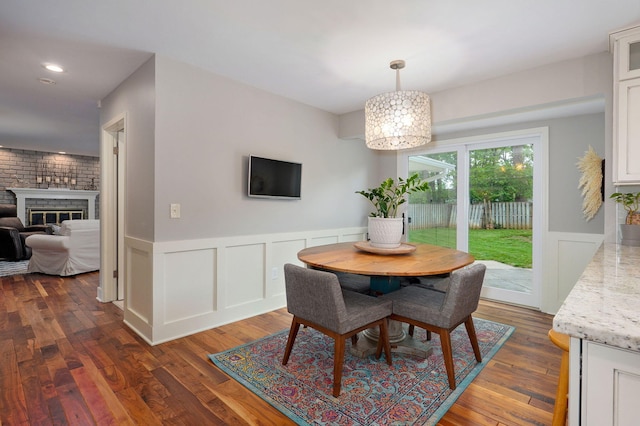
[
  {"x1": 99, "y1": 114, "x2": 126, "y2": 306},
  {"x1": 401, "y1": 128, "x2": 548, "y2": 309}
]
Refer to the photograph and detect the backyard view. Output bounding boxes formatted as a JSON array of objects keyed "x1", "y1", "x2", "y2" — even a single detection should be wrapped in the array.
[
  {"x1": 409, "y1": 228, "x2": 532, "y2": 268},
  {"x1": 407, "y1": 142, "x2": 535, "y2": 303}
]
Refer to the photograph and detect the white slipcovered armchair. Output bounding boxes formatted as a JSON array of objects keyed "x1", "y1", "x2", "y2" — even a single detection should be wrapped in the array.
[{"x1": 25, "y1": 219, "x2": 100, "y2": 276}]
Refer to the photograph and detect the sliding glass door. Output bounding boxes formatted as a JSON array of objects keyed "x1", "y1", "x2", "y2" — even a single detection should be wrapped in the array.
[
  {"x1": 404, "y1": 130, "x2": 546, "y2": 308},
  {"x1": 406, "y1": 152, "x2": 458, "y2": 249}
]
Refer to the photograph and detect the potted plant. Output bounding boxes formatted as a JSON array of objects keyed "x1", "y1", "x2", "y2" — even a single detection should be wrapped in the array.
[
  {"x1": 610, "y1": 191, "x2": 640, "y2": 246},
  {"x1": 356, "y1": 173, "x2": 430, "y2": 248}
]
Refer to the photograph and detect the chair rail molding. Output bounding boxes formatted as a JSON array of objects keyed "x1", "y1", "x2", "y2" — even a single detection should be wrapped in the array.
[{"x1": 8, "y1": 188, "x2": 100, "y2": 224}]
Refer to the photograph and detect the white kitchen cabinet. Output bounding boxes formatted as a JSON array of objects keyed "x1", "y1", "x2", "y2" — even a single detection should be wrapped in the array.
[
  {"x1": 613, "y1": 30, "x2": 640, "y2": 81},
  {"x1": 579, "y1": 341, "x2": 640, "y2": 425},
  {"x1": 554, "y1": 243, "x2": 640, "y2": 426},
  {"x1": 615, "y1": 78, "x2": 640, "y2": 183},
  {"x1": 611, "y1": 26, "x2": 640, "y2": 184}
]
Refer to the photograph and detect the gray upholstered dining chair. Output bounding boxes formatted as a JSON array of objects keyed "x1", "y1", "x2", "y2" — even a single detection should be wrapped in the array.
[
  {"x1": 282, "y1": 263, "x2": 393, "y2": 397},
  {"x1": 381, "y1": 262, "x2": 486, "y2": 390},
  {"x1": 333, "y1": 271, "x2": 371, "y2": 294}
]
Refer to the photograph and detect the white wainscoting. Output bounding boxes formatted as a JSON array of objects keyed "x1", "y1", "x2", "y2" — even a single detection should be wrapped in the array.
[
  {"x1": 122, "y1": 227, "x2": 366, "y2": 345},
  {"x1": 542, "y1": 231, "x2": 604, "y2": 314}
]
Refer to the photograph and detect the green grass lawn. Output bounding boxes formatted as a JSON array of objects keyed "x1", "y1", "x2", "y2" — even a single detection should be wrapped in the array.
[{"x1": 408, "y1": 227, "x2": 532, "y2": 268}]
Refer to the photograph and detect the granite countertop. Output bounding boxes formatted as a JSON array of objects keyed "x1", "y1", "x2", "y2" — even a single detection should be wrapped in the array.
[{"x1": 553, "y1": 243, "x2": 640, "y2": 352}]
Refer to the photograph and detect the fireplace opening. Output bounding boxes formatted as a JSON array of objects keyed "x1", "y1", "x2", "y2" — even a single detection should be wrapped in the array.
[{"x1": 29, "y1": 209, "x2": 84, "y2": 225}]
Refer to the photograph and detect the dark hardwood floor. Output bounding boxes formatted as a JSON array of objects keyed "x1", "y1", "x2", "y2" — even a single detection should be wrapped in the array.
[{"x1": 0, "y1": 271, "x2": 559, "y2": 425}]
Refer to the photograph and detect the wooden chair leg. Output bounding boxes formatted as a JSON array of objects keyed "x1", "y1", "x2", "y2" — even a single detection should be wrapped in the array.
[
  {"x1": 282, "y1": 318, "x2": 301, "y2": 365},
  {"x1": 464, "y1": 316, "x2": 482, "y2": 362},
  {"x1": 408, "y1": 324, "x2": 431, "y2": 341},
  {"x1": 408, "y1": 324, "x2": 433, "y2": 341},
  {"x1": 375, "y1": 319, "x2": 393, "y2": 365},
  {"x1": 375, "y1": 322, "x2": 383, "y2": 358},
  {"x1": 440, "y1": 330, "x2": 457, "y2": 390},
  {"x1": 333, "y1": 337, "x2": 346, "y2": 397}
]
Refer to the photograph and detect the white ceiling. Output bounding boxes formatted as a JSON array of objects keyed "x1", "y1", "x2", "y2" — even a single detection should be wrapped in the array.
[{"x1": 0, "y1": 1, "x2": 639, "y2": 156}]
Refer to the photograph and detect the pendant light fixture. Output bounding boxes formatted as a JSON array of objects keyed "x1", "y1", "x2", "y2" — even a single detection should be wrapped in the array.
[{"x1": 365, "y1": 60, "x2": 431, "y2": 150}]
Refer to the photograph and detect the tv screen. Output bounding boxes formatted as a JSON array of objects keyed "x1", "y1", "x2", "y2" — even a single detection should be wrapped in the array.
[{"x1": 248, "y1": 156, "x2": 302, "y2": 199}]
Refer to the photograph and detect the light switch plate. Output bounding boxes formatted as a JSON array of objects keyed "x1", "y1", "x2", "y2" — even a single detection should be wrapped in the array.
[{"x1": 170, "y1": 203, "x2": 181, "y2": 219}]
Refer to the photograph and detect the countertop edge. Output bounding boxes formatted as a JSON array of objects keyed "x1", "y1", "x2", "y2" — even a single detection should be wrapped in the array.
[{"x1": 553, "y1": 243, "x2": 640, "y2": 352}]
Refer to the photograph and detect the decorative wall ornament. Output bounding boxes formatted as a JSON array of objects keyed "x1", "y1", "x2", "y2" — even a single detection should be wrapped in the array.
[
  {"x1": 576, "y1": 146, "x2": 604, "y2": 221},
  {"x1": 35, "y1": 161, "x2": 78, "y2": 189}
]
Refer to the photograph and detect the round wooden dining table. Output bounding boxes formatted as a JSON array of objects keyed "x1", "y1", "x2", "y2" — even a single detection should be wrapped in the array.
[
  {"x1": 297, "y1": 241, "x2": 475, "y2": 357},
  {"x1": 297, "y1": 241, "x2": 474, "y2": 277}
]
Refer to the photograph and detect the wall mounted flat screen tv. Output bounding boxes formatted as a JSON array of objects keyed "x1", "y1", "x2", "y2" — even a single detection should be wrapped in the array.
[{"x1": 248, "y1": 155, "x2": 302, "y2": 199}]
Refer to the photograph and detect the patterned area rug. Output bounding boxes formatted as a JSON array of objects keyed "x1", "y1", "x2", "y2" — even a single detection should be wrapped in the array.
[
  {"x1": 0, "y1": 260, "x2": 29, "y2": 277},
  {"x1": 209, "y1": 318, "x2": 513, "y2": 425}
]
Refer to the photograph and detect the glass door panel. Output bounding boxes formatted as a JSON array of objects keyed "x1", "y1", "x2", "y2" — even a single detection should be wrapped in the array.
[
  {"x1": 405, "y1": 134, "x2": 540, "y2": 309},
  {"x1": 469, "y1": 144, "x2": 534, "y2": 304},
  {"x1": 407, "y1": 152, "x2": 457, "y2": 249}
]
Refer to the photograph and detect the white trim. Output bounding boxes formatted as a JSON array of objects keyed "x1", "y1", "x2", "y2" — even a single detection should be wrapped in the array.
[
  {"x1": 98, "y1": 113, "x2": 126, "y2": 303},
  {"x1": 8, "y1": 188, "x2": 99, "y2": 225},
  {"x1": 116, "y1": 126, "x2": 126, "y2": 301}
]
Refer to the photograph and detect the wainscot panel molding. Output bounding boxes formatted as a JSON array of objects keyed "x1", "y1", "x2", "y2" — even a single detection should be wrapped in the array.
[
  {"x1": 122, "y1": 227, "x2": 367, "y2": 345},
  {"x1": 543, "y1": 231, "x2": 604, "y2": 314},
  {"x1": 123, "y1": 237, "x2": 154, "y2": 345}
]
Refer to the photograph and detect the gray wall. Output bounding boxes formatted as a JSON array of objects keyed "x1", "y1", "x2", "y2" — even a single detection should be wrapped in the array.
[
  {"x1": 103, "y1": 55, "x2": 380, "y2": 244},
  {"x1": 153, "y1": 55, "x2": 379, "y2": 242},
  {"x1": 102, "y1": 50, "x2": 616, "y2": 244},
  {"x1": 340, "y1": 51, "x2": 614, "y2": 239},
  {"x1": 429, "y1": 52, "x2": 614, "y2": 239},
  {"x1": 429, "y1": 53, "x2": 612, "y2": 125},
  {"x1": 101, "y1": 57, "x2": 156, "y2": 241},
  {"x1": 339, "y1": 53, "x2": 612, "y2": 139},
  {"x1": 434, "y1": 113, "x2": 605, "y2": 234}
]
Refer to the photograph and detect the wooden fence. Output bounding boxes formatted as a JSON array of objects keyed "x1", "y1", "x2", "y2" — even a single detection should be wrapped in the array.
[{"x1": 408, "y1": 202, "x2": 532, "y2": 230}]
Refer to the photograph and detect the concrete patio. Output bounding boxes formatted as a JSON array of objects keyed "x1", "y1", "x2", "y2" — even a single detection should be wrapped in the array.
[{"x1": 476, "y1": 260, "x2": 532, "y2": 293}]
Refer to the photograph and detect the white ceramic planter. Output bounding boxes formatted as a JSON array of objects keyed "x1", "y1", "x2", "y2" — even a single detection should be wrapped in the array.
[{"x1": 368, "y1": 217, "x2": 403, "y2": 248}]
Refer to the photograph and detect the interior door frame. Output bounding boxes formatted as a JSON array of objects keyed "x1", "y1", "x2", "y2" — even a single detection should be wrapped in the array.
[
  {"x1": 398, "y1": 127, "x2": 548, "y2": 309},
  {"x1": 98, "y1": 113, "x2": 126, "y2": 302}
]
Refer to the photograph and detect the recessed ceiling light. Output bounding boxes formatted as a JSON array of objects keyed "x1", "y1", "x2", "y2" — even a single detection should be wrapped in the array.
[
  {"x1": 38, "y1": 77, "x2": 56, "y2": 85},
  {"x1": 44, "y1": 63, "x2": 64, "y2": 73}
]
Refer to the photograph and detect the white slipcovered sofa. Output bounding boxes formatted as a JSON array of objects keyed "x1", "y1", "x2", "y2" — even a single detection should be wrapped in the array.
[{"x1": 25, "y1": 219, "x2": 100, "y2": 276}]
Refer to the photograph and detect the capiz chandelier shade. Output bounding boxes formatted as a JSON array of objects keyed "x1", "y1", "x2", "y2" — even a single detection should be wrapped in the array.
[{"x1": 365, "y1": 60, "x2": 431, "y2": 150}]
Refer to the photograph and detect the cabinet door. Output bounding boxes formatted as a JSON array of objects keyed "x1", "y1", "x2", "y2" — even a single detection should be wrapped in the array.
[
  {"x1": 615, "y1": 79, "x2": 640, "y2": 183},
  {"x1": 617, "y1": 32, "x2": 640, "y2": 81},
  {"x1": 582, "y1": 341, "x2": 640, "y2": 425}
]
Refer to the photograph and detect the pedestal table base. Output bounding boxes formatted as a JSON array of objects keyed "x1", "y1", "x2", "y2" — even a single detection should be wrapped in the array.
[{"x1": 350, "y1": 321, "x2": 433, "y2": 359}]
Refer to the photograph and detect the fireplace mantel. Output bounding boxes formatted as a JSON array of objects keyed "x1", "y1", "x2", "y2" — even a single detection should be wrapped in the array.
[{"x1": 8, "y1": 188, "x2": 100, "y2": 224}]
